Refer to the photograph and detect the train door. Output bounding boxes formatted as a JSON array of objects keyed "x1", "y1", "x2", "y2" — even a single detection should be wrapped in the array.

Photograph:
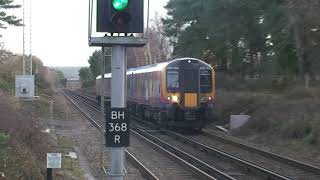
[{"x1": 181, "y1": 67, "x2": 199, "y2": 108}]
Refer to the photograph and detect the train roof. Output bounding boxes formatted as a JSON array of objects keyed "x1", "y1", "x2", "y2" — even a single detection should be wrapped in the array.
[{"x1": 96, "y1": 58, "x2": 210, "y2": 79}]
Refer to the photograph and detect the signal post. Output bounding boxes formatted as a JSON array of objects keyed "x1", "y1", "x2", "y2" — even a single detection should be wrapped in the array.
[{"x1": 88, "y1": 0, "x2": 147, "y2": 179}]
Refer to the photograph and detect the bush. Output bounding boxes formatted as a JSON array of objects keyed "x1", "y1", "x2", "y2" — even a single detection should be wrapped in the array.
[
  {"x1": 245, "y1": 76, "x2": 274, "y2": 91},
  {"x1": 216, "y1": 72, "x2": 293, "y2": 92},
  {"x1": 280, "y1": 120, "x2": 312, "y2": 139},
  {"x1": 0, "y1": 78, "x2": 12, "y2": 92},
  {"x1": 0, "y1": 132, "x2": 10, "y2": 146},
  {"x1": 215, "y1": 72, "x2": 319, "y2": 93},
  {"x1": 270, "y1": 76, "x2": 297, "y2": 92},
  {"x1": 216, "y1": 73, "x2": 247, "y2": 91},
  {"x1": 304, "y1": 121, "x2": 320, "y2": 145},
  {"x1": 305, "y1": 131, "x2": 319, "y2": 145},
  {"x1": 285, "y1": 87, "x2": 314, "y2": 100}
]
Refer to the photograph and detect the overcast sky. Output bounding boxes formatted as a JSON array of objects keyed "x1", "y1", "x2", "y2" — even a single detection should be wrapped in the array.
[{"x1": 1, "y1": 0, "x2": 169, "y2": 67}]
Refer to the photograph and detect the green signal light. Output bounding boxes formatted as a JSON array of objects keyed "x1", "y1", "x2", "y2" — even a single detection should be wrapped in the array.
[{"x1": 112, "y1": 0, "x2": 129, "y2": 11}]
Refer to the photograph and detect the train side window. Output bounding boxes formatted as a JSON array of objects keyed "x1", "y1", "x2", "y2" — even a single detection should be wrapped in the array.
[{"x1": 154, "y1": 80, "x2": 159, "y2": 97}]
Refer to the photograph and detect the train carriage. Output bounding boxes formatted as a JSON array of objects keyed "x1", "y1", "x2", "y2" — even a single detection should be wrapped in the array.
[{"x1": 96, "y1": 58, "x2": 215, "y2": 130}]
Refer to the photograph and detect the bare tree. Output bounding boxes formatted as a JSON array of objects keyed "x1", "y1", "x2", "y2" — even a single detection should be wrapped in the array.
[{"x1": 127, "y1": 13, "x2": 173, "y2": 67}]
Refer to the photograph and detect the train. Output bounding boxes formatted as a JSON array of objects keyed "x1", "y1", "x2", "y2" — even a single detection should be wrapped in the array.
[{"x1": 96, "y1": 58, "x2": 215, "y2": 130}]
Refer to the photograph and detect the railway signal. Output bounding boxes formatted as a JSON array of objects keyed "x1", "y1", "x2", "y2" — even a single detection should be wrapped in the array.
[
  {"x1": 97, "y1": 0, "x2": 144, "y2": 33},
  {"x1": 90, "y1": 0, "x2": 147, "y2": 179}
]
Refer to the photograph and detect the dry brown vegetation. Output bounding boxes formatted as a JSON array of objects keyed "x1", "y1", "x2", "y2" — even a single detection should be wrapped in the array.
[
  {"x1": 214, "y1": 85, "x2": 320, "y2": 165},
  {"x1": 0, "y1": 50, "x2": 62, "y2": 179},
  {"x1": 0, "y1": 91, "x2": 51, "y2": 179},
  {"x1": 216, "y1": 86, "x2": 320, "y2": 144},
  {"x1": 0, "y1": 50, "x2": 57, "y2": 95}
]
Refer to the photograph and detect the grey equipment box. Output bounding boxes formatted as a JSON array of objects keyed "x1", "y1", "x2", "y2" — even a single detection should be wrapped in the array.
[{"x1": 15, "y1": 75, "x2": 35, "y2": 99}]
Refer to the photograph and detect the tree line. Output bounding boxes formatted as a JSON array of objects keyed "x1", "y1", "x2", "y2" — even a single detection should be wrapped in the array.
[
  {"x1": 80, "y1": 14, "x2": 172, "y2": 87},
  {"x1": 163, "y1": 0, "x2": 320, "y2": 87},
  {"x1": 82, "y1": 0, "x2": 319, "y2": 88}
]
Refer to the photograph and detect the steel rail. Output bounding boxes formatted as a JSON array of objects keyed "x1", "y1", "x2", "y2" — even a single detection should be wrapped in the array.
[
  {"x1": 65, "y1": 90, "x2": 215, "y2": 179},
  {"x1": 65, "y1": 90, "x2": 216, "y2": 179},
  {"x1": 202, "y1": 131, "x2": 320, "y2": 175},
  {"x1": 167, "y1": 131, "x2": 292, "y2": 180},
  {"x1": 63, "y1": 90, "x2": 158, "y2": 180},
  {"x1": 68, "y1": 90, "x2": 320, "y2": 177},
  {"x1": 131, "y1": 129, "x2": 217, "y2": 180}
]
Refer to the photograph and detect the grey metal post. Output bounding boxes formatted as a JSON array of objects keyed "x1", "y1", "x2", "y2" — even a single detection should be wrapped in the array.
[
  {"x1": 22, "y1": 0, "x2": 25, "y2": 75},
  {"x1": 50, "y1": 100, "x2": 53, "y2": 121},
  {"x1": 109, "y1": 45, "x2": 126, "y2": 180},
  {"x1": 30, "y1": 0, "x2": 32, "y2": 75},
  {"x1": 100, "y1": 47, "x2": 106, "y2": 180}
]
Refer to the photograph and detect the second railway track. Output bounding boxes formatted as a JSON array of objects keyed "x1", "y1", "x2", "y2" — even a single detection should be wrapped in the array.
[
  {"x1": 64, "y1": 89, "x2": 320, "y2": 180},
  {"x1": 64, "y1": 90, "x2": 216, "y2": 180}
]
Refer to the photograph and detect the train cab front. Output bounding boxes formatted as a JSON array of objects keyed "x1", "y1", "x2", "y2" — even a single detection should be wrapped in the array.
[{"x1": 164, "y1": 58, "x2": 215, "y2": 129}]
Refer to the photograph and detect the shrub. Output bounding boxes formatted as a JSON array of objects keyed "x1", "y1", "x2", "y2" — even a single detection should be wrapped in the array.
[
  {"x1": 304, "y1": 121, "x2": 320, "y2": 145},
  {"x1": 0, "y1": 78, "x2": 12, "y2": 92},
  {"x1": 280, "y1": 120, "x2": 312, "y2": 139},
  {"x1": 0, "y1": 132, "x2": 10, "y2": 146},
  {"x1": 285, "y1": 87, "x2": 314, "y2": 100}
]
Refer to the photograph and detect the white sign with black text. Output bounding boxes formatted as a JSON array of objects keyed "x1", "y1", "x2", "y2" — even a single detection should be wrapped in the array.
[{"x1": 106, "y1": 108, "x2": 130, "y2": 147}]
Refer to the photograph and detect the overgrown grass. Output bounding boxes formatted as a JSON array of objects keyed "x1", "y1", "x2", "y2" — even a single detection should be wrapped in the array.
[
  {"x1": 0, "y1": 132, "x2": 10, "y2": 145},
  {"x1": 217, "y1": 84, "x2": 320, "y2": 147},
  {"x1": 280, "y1": 120, "x2": 312, "y2": 139},
  {"x1": 0, "y1": 132, "x2": 10, "y2": 160},
  {"x1": 21, "y1": 99, "x2": 50, "y2": 118},
  {"x1": 0, "y1": 78, "x2": 13, "y2": 92},
  {"x1": 55, "y1": 135, "x2": 85, "y2": 179},
  {"x1": 61, "y1": 157, "x2": 85, "y2": 179},
  {"x1": 215, "y1": 72, "x2": 318, "y2": 93}
]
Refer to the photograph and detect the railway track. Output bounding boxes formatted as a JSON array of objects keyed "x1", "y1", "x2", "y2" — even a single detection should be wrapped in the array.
[
  {"x1": 200, "y1": 131, "x2": 320, "y2": 177},
  {"x1": 145, "y1": 129, "x2": 294, "y2": 180},
  {"x1": 64, "y1": 90, "x2": 216, "y2": 180},
  {"x1": 64, "y1": 90, "x2": 320, "y2": 180},
  {"x1": 64, "y1": 90, "x2": 158, "y2": 180}
]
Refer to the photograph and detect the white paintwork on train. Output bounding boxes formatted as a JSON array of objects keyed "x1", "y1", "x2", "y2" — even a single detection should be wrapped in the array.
[{"x1": 96, "y1": 57, "x2": 210, "y2": 80}]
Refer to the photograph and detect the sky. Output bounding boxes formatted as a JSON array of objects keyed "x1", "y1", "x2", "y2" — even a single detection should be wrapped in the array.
[{"x1": 1, "y1": 0, "x2": 169, "y2": 67}]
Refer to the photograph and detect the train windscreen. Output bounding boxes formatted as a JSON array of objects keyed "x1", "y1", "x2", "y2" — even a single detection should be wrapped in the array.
[
  {"x1": 200, "y1": 67, "x2": 212, "y2": 93},
  {"x1": 167, "y1": 67, "x2": 180, "y2": 92}
]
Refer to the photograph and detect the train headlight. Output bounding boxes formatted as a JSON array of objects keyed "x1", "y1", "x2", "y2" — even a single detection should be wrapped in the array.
[
  {"x1": 201, "y1": 96, "x2": 207, "y2": 102},
  {"x1": 171, "y1": 95, "x2": 179, "y2": 103},
  {"x1": 208, "y1": 96, "x2": 212, "y2": 101},
  {"x1": 167, "y1": 96, "x2": 171, "y2": 101}
]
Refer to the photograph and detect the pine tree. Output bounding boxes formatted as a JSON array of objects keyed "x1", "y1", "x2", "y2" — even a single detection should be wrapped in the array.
[{"x1": 0, "y1": 0, "x2": 22, "y2": 29}]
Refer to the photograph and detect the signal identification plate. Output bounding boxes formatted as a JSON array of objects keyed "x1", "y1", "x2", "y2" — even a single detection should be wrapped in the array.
[{"x1": 106, "y1": 108, "x2": 130, "y2": 147}]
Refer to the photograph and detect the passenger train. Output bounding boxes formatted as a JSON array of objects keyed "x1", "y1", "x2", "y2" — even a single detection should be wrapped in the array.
[{"x1": 96, "y1": 58, "x2": 215, "y2": 130}]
